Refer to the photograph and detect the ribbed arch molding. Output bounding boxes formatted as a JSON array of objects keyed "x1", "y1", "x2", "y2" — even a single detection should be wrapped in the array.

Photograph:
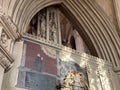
[{"x1": 10, "y1": 0, "x2": 120, "y2": 67}]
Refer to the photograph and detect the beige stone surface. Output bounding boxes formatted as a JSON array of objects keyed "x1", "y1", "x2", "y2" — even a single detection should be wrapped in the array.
[
  {"x1": 1, "y1": 41, "x2": 24, "y2": 90},
  {"x1": 115, "y1": 0, "x2": 120, "y2": 34},
  {"x1": 0, "y1": 66, "x2": 4, "y2": 90},
  {"x1": 94, "y1": 0, "x2": 117, "y2": 26}
]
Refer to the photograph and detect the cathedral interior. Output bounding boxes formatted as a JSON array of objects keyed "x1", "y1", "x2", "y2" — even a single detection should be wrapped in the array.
[{"x1": 0, "y1": 0, "x2": 120, "y2": 90}]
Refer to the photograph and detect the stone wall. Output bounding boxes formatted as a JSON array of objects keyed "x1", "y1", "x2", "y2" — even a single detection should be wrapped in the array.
[
  {"x1": 94, "y1": 0, "x2": 117, "y2": 26},
  {"x1": 1, "y1": 40, "x2": 119, "y2": 90}
]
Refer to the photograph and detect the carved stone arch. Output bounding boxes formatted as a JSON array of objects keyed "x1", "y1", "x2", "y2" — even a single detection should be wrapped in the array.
[
  {"x1": 13, "y1": 0, "x2": 120, "y2": 67},
  {"x1": 67, "y1": 29, "x2": 88, "y2": 53}
]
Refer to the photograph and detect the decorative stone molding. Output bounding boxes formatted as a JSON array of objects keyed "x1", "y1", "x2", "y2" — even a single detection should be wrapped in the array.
[
  {"x1": 0, "y1": 43, "x2": 14, "y2": 72},
  {"x1": 113, "y1": 67, "x2": 120, "y2": 82},
  {"x1": 0, "y1": 6, "x2": 20, "y2": 41},
  {"x1": 114, "y1": 67, "x2": 120, "y2": 72}
]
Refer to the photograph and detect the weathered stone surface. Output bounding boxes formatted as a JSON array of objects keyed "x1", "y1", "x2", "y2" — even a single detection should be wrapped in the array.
[{"x1": 0, "y1": 65, "x2": 4, "y2": 90}]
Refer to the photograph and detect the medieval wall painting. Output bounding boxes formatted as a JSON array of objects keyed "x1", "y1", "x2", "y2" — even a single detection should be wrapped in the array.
[
  {"x1": 25, "y1": 72, "x2": 56, "y2": 90},
  {"x1": 16, "y1": 41, "x2": 90, "y2": 90},
  {"x1": 16, "y1": 41, "x2": 114, "y2": 90},
  {"x1": 24, "y1": 41, "x2": 57, "y2": 74},
  {"x1": 17, "y1": 41, "x2": 57, "y2": 90}
]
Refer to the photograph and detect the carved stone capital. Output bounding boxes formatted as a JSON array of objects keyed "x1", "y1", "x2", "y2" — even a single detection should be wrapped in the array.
[
  {"x1": 0, "y1": 44, "x2": 14, "y2": 72},
  {"x1": 0, "y1": 6, "x2": 20, "y2": 41}
]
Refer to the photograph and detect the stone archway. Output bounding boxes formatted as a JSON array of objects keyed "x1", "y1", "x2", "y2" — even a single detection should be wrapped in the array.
[{"x1": 7, "y1": 0, "x2": 120, "y2": 67}]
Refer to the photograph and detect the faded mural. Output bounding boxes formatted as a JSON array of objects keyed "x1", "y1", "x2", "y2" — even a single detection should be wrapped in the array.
[
  {"x1": 17, "y1": 41, "x2": 57, "y2": 90},
  {"x1": 17, "y1": 41, "x2": 89, "y2": 90},
  {"x1": 57, "y1": 60, "x2": 89, "y2": 90}
]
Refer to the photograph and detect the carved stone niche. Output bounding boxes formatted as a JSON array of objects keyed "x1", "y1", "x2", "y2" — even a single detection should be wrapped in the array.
[{"x1": 0, "y1": 46, "x2": 14, "y2": 72}]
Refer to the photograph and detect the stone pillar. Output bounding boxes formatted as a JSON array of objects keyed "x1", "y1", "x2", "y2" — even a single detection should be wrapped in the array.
[
  {"x1": 1, "y1": 41, "x2": 24, "y2": 90},
  {"x1": 0, "y1": 51, "x2": 14, "y2": 90},
  {"x1": 0, "y1": 65, "x2": 4, "y2": 90},
  {"x1": 0, "y1": 44, "x2": 14, "y2": 90}
]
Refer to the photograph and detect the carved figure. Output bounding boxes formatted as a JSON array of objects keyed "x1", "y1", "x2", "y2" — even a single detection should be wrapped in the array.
[
  {"x1": 30, "y1": 17, "x2": 37, "y2": 35},
  {"x1": 49, "y1": 18, "x2": 56, "y2": 42},
  {"x1": 48, "y1": 9, "x2": 57, "y2": 42},
  {"x1": 33, "y1": 54, "x2": 43, "y2": 71},
  {"x1": 1, "y1": 32, "x2": 8, "y2": 48},
  {"x1": 40, "y1": 14, "x2": 46, "y2": 38}
]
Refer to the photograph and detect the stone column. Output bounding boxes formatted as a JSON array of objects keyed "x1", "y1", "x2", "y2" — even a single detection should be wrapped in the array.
[
  {"x1": 1, "y1": 41, "x2": 24, "y2": 90},
  {"x1": 0, "y1": 65, "x2": 4, "y2": 90},
  {"x1": 0, "y1": 44, "x2": 14, "y2": 90}
]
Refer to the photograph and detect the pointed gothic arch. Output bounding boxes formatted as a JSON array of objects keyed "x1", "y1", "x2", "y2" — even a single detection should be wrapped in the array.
[{"x1": 11, "y1": 0, "x2": 120, "y2": 67}]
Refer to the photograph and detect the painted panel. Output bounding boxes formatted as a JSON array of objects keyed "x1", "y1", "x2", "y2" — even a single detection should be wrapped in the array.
[
  {"x1": 58, "y1": 60, "x2": 89, "y2": 90},
  {"x1": 25, "y1": 41, "x2": 57, "y2": 75},
  {"x1": 25, "y1": 72, "x2": 57, "y2": 90}
]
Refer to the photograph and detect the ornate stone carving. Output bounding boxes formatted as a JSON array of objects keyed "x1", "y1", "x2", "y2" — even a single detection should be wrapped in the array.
[
  {"x1": 0, "y1": 6, "x2": 20, "y2": 40},
  {"x1": 0, "y1": 6, "x2": 17, "y2": 32},
  {"x1": 39, "y1": 12, "x2": 46, "y2": 39},
  {"x1": 0, "y1": 31, "x2": 9, "y2": 48},
  {"x1": 48, "y1": 8, "x2": 57, "y2": 42},
  {"x1": 4, "y1": 15, "x2": 17, "y2": 32},
  {"x1": 27, "y1": 7, "x2": 59, "y2": 43},
  {"x1": 0, "y1": 51, "x2": 13, "y2": 72}
]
